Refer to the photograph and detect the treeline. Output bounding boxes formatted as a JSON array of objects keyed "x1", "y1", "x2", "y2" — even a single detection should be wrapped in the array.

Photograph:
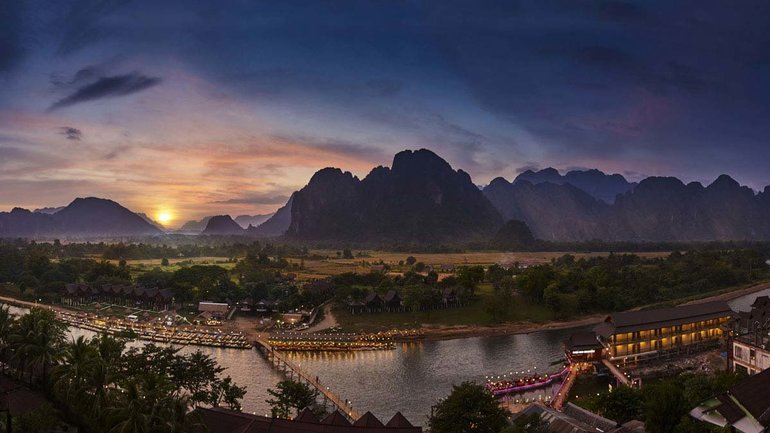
[
  {"x1": 579, "y1": 370, "x2": 746, "y2": 433},
  {"x1": 0, "y1": 307, "x2": 244, "y2": 433},
  {"x1": 331, "y1": 266, "x2": 485, "y2": 311},
  {"x1": 516, "y1": 249, "x2": 769, "y2": 317},
  {"x1": 0, "y1": 238, "x2": 307, "y2": 260},
  {"x1": 0, "y1": 242, "x2": 316, "y2": 312},
  {"x1": 427, "y1": 371, "x2": 745, "y2": 433}
]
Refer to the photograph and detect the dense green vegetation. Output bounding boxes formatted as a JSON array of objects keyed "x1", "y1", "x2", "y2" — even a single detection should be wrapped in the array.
[
  {"x1": 430, "y1": 371, "x2": 743, "y2": 433},
  {"x1": 333, "y1": 249, "x2": 768, "y2": 330},
  {"x1": 578, "y1": 371, "x2": 745, "y2": 433},
  {"x1": 516, "y1": 250, "x2": 768, "y2": 318},
  {"x1": 428, "y1": 382, "x2": 509, "y2": 433},
  {"x1": 0, "y1": 306, "x2": 245, "y2": 433},
  {"x1": 266, "y1": 379, "x2": 325, "y2": 418},
  {"x1": 2, "y1": 239, "x2": 768, "y2": 329},
  {"x1": 0, "y1": 241, "x2": 319, "y2": 311}
]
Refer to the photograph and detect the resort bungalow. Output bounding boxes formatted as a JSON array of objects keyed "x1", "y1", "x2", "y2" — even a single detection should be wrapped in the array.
[
  {"x1": 593, "y1": 301, "x2": 733, "y2": 362},
  {"x1": 198, "y1": 301, "x2": 229, "y2": 320},
  {"x1": 364, "y1": 292, "x2": 385, "y2": 312},
  {"x1": 442, "y1": 287, "x2": 465, "y2": 306},
  {"x1": 690, "y1": 367, "x2": 770, "y2": 433},
  {"x1": 383, "y1": 290, "x2": 402, "y2": 311},
  {"x1": 195, "y1": 407, "x2": 422, "y2": 433},
  {"x1": 62, "y1": 283, "x2": 174, "y2": 310},
  {"x1": 255, "y1": 299, "x2": 276, "y2": 314}
]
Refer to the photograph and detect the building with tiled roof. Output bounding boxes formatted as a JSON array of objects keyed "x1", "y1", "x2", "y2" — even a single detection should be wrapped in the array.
[
  {"x1": 593, "y1": 301, "x2": 733, "y2": 361},
  {"x1": 690, "y1": 367, "x2": 770, "y2": 433},
  {"x1": 195, "y1": 407, "x2": 421, "y2": 433}
]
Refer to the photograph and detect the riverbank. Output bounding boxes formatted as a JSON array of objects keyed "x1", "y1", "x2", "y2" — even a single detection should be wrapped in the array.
[
  {"x1": 413, "y1": 279, "x2": 770, "y2": 341},
  {"x1": 5, "y1": 278, "x2": 770, "y2": 345}
]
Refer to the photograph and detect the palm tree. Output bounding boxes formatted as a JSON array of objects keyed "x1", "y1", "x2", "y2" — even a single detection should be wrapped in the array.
[
  {"x1": 52, "y1": 335, "x2": 98, "y2": 400},
  {"x1": 107, "y1": 380, "x2": 150, "y2": 433},
  {"x1": 10, "y1": 307, "x2": 66, "y2": 388},
  {"x1": 0, "y1": 305, "x2": 15, "y2": 373}
]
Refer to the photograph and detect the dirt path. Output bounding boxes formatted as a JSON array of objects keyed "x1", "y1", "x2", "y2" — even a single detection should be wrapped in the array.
[
  {"x1": 303, "y1": 304, "x2": 337, "y2": 332},
  {"x1": 417, "y1": 280, "x2": 770, "y2": 341},
  {"x1": 683, "y1": 281, "x2": 770, "y2": 305},
  {"x1": 4, "y1": 279, "x2": 769, "y2": 344},
  {"x1": 417, "y1": 313, "x2": 607, "y2": 341}
]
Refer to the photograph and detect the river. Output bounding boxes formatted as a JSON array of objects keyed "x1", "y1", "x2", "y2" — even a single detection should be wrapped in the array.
[{"x1": 5, "y1": 288, "x2": 765, "y2": 425}]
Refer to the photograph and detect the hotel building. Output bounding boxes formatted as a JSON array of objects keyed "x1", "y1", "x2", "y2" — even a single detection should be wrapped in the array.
[{"x1": 593, "y1": 301, "x2": 733, "y2": 361}]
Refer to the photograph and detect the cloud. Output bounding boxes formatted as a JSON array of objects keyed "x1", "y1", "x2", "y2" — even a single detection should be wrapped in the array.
[
  {"x1": 51, "y1": 66, "x2": 102, "y2": 88},
  {"x1": 56, "y1": 0, "x2": 131, "y2": 55},
  {"x1": 515, "y1": 164, "x2": 541, "y2": 174},
  {"x1": 365, "y1": 79, "x2": 404, "y2": 97},
  {"x1": 60, "y1": 127, "x2": 82, "y2": 140},
  {"x1": 48, "y1": 72, "x2": 161, "y2": 111},
  {"x1": 212, "y1": 193, "x2": 290, "y2": 205},
  {"x1": 0, "y1": 1, "x2": 24, "y2": 73}
]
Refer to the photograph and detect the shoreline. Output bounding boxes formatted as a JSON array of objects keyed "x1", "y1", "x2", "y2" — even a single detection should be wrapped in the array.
[
  {"x1": 4, "y1": 279, "x2": 769, "y2": 345},
  {"x1": 412, "y1": 280, "x2": 770, "y2": 342}
]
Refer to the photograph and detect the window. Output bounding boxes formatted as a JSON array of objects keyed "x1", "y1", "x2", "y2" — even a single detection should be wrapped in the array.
[{"x1": 735, "y1": 346, "x2": 743, "y2": 360}]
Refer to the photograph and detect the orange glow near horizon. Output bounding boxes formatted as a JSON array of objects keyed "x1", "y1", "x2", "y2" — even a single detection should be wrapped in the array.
[{"x1": 155, "y1": 210, "x2": 174, "y2": 226}]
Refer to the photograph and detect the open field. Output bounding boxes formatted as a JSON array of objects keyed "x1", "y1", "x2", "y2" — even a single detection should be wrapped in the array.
[
  {"x1": 294, "y1": 250, "x2": 671, "y2": 278},
  {"x1": 105, "y1": 256, "x2": 236, "y2": 266},
  {"x1": 333, "y1": 296, "x2": 557, "y2": 334}
]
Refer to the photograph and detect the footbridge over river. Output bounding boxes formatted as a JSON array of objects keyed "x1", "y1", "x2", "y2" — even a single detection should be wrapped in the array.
[{"x1": 254, "y1": 337, "x2": 361, "y2": 421}]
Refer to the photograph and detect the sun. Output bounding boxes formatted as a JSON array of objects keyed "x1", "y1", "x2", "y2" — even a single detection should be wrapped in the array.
[{"x1": 155, "y1": 210, "x2": 173, "y2": 226}]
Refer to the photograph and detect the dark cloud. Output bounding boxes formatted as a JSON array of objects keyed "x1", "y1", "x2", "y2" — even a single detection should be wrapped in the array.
[
  {"x1": 597, "y1": 1, "x2": 649, "y2": 23},
  {"x1": 365, "y1": 79, "x2": 404, "y2": 97},
  {"x1": 274, "y1": 135, "x2": 390, "y2": 162},
  {"x1": 56, "y1": 0, "x2": 131, "y2": 54},
  {"x1": 48, "y1": 72, "x2": 161, "y2": 111},
  {"x1": 51, "y1": 66, "x2": 102, "y2": 88},
  {"x1": 60, "y1": 127, "x2": 82, "y2": 140},
  {"x1": 212, "y1": 194, "x2": 290, "y2": 205},
  {"x1": 0, "y1": 1, "x2": 24, "y2": 73},
  {"x1": 424, "y1": 0, "x2": 770, "y2": 172}
]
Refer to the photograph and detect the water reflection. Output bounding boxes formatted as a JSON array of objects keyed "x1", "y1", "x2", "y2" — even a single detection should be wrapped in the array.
[{"x1": 5, "y1": 284, "x2": 768, "y2": 422}]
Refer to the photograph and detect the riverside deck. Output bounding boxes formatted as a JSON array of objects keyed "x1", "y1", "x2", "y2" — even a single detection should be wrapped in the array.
[
  {"x1": 601, "y1": 358, "x2": 631, "y2": 386},
  {"x1": 254, "y1": 337, "x2": 361, "y2": 421}
]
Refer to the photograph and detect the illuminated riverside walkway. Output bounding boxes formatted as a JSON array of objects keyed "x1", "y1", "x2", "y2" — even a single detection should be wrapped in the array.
[
  {"x1": 550, "y1": 366, "x2": 578, "y2": 410},
  {"x1": 254, "y1": 337, "x2": 361, "y2": 421},
  {"x1": 601, "y1": 359, "x2": 631, "y2": 386}
]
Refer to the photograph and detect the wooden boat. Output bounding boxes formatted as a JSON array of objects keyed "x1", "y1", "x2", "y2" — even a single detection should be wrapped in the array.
[{"x1": 486, "y1": 366, "x2": 570, "y2": 395}]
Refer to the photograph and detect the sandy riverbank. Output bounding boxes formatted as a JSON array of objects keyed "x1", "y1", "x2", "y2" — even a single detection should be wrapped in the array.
[
  {"x1": 4, "y1": 279, "x2": 769, "y2": 344},
  {"x1": 413, "y1": 280, "x2": 770, "y2": 341}
]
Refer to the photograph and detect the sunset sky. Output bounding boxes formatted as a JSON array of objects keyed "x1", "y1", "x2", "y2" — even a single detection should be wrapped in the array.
[{"x1": 2, "y1": 1, "x2": 770, "y2": 227}]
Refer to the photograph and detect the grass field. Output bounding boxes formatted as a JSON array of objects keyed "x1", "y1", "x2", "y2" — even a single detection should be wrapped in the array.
[
  {"x1": 333, "y1": 283, "x2": 557, "y2": 333},
  {"x1": 291, "y1": 250, "x2": 670, "y2": 280}
]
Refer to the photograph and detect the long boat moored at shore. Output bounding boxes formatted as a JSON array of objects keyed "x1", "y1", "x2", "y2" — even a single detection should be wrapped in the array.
[
  {"x1": 485, "y1": 366, "x2": 570, "y2": 396},
  {"x1": 268, "y1": 331, "x2": 395, "y2": 351},
  {"x1": 56, "y1": 311, "x2": 252, "y2": 349}
]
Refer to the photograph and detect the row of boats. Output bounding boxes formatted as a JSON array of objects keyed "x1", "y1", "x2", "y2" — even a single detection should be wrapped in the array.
[
  {"x1": 267, "y1": 331, "x2": 396, "y2": 351},
  {"x1": 485, "y1": 366, "x2": 570, "y2": 395},
  {"x1": 57, "y1": 312, "x2": 252, "y2": 349}
]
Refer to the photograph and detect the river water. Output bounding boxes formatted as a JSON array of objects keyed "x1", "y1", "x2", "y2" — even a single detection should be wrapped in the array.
[{"x1": 6, "y1": 288, "x2": 764, "y2": 425}]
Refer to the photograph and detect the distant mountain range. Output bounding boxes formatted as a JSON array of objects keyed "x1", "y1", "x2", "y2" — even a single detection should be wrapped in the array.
[
  {"x1": 178, "y1": 213, "x2": 274, "y2": 233},
  {"x1": 514, "y1": 167, "x2": 636, "y2": 204},
  {"x1": 3, "y1": 149, "x2": 770, "y2": 243},
  {"x1": 202, "y1": 215, "x2": 245, "y2": 235},
  {"x1": 0, "y1": 198, "x2": 162, "y2": 238},
  {"x1": 284, "y1": 149, "x2": 502, "y2": 243}
]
